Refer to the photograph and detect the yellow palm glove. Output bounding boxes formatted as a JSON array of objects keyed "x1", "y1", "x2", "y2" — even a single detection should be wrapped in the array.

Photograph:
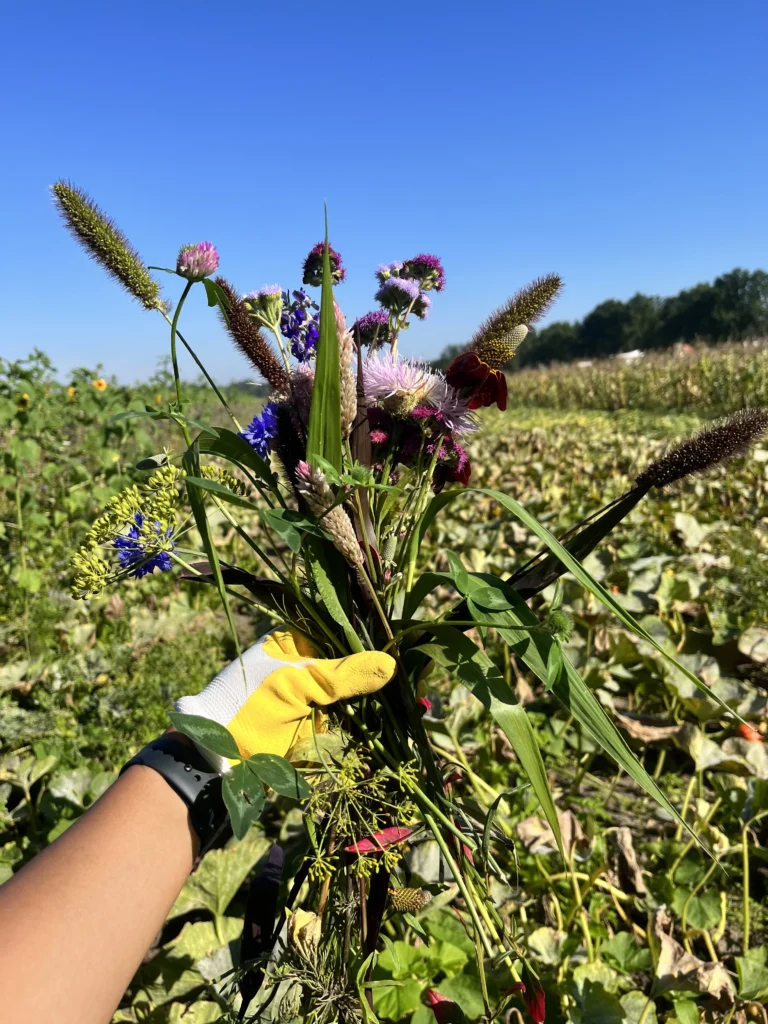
[{"x1": 175, "y1": 628, "x2": 396, "y2": 773}]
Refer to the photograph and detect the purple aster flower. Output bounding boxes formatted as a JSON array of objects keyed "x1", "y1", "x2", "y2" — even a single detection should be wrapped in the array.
[
  {"x1": 375, "y1": 276, "x2": 421, "y2": 313},
  {"x1": 353, "y1": 309, "x2": 390, "y2": 348},
  {"x1": 176, "y1": 241, "x2": 219, "y2": 282},
  {"x1": 375, "y1": 261, "x2": 404, "y2": 285},
  {"x1": 413, "y1": 292, "x2": 431, "y2": 320},
  {"x1": 239, "y1": 401, "x2": 279, "y2": 459},
  {"x1": 402, "y1": 254, "x2": 446, "y2": 292},
  {"x1": 302, "y1": 242, "x2": 346, "y2": 287},
  {"x1": 244, "y1": 285, "x2": 283, "y2": 327},
  {"x1": 113, "y1": 513, "x2": 174, "y2": 578}
]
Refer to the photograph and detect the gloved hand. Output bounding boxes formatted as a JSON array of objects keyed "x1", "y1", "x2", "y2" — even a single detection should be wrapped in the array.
[{"x1": 175, "y1": 627, "x2": 397, "y2": 773}]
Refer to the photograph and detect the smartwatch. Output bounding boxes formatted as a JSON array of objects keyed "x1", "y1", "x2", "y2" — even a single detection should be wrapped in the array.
[{"x1": 120, "y1": 733, "x2": 231, "y2": 856}]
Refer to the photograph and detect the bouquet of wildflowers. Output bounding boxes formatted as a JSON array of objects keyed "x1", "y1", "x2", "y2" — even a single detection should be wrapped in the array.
[{"x1": 53, "y1": 182, "x2": 768, "y2": 1024}]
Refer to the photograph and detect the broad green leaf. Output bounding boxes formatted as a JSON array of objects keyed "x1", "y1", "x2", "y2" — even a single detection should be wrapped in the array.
[
  {"x1": 601, "y1": 932, "x2": 652, "y2": 974},
  {"x1": 735, "y1": 944, "x2": 768, "y2": 1001},
  {"x1": 247, "y1": 753, "x2": 310, "y2": 800},
  {"x1": 168, "y1": 713, "x2": 241, "y2": 759},
  {"x1": 306, "y1": 219, "x2": 342, "y2": 473},
  {"x1": 262, "y1": 508, "x2": 302, "y2": 552},
  {"x1": 305, "y1": 534, "x2": 364, "y2": 652},
  {"x1": 169, "y1": 835, "x2": 270, "y2": 918},
  {"x1": 445, "y1": 551, "x2": 469, "y2": 595},
  {"x1": 671, "y1": 999, "x2": 700, "y2": 1024},
  {"x1": 222, "y1": 762, "x2": 266, "y2": 840}
]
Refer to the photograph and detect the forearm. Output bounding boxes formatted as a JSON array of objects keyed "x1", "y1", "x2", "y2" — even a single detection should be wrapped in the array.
[{"x1": 0, "y1": 762, "x2": 198, "y2": 1024}]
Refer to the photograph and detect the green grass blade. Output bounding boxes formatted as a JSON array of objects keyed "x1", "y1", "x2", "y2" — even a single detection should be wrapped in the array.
[
  {"x1": 306, "y1": 212, "x2": 342, "y2": 473},
  {"x1": 414, "y1": 624, "x2": 563, "y2": 859},
  {"x1": 481, "y1": 487, "x2": 742, "y2": 723},
  {"x1": 182, "y1": 443, "x2": 242, "y2": 670}
]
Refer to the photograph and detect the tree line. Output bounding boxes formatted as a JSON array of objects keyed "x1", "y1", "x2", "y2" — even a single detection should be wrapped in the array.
[{"x1": 433, "y1": 267, "x2": 768, "y2": 371}]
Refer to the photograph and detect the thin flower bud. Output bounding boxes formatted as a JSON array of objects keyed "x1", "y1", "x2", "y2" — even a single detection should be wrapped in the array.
[
  {"x1": 636, "y1": 408, "x2": 768, "y2": 489},
  {"x1": 335, "y1": 301, "x2": 357, "y2": 439},
  {"x1": 295, "y1": 461, "x2": 362, "y2": 566},
  {"x1": 51, "y1": 181, "x2": 169, "y2": 312}
]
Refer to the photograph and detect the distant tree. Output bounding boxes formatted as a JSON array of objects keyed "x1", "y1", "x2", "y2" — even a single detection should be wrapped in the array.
[
  {"x1": 432, "y1": 267, "x2": 768, "y2": 370},
  {"x1": 515, "y1": 321, "x2": 579, "y2": 367}
]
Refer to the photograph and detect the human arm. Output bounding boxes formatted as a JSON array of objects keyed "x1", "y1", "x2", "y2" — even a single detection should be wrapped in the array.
[{"x1": 0, "y1": 754, "x2": 198, "y2": 1024}]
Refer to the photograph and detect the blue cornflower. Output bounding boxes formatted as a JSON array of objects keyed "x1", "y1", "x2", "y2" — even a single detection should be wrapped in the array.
[
  {"x1": 239, "y1": 401, "x2": 279, "y2": 459},
  {"x1": 280, "y1": 289, "x2": 319, "y2": 363},
  {"x1": 113, "y1": 513, "x2": 174, "y2": 579}
]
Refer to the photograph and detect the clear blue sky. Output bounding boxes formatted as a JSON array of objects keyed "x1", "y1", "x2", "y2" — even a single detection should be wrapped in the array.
[{"x1": 2, "y1": 0, "x2": 766, "y2": 383}]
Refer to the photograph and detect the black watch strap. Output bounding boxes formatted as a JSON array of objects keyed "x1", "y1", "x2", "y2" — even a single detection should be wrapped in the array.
[{"x1": 121, "y1": 733, "x2": 231, "y2": 857}]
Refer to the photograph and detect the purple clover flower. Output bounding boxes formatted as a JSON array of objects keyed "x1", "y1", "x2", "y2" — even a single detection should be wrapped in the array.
[
  {"x1": 402, "y1": 253, "x2": 445, "y2": 292},
  {"x1": 353, "y1": 309, "x2": 390, "y2": 347},
  {"x1": 113, "y1": 513, "x2": 174, "y2": 578},
  {"x1": 302, "y1": 242, "x2": 346, "y2": 286},
  {"x1": 239, "y1": 402, "x2": 279, "y2": 459},
  {"x1": 280, "y1": 289, "x2": 319, "y2": 362},
  {"x1": 176, "y1": 241, "x2": 219, "y2": 282},
  {"x1": 375, "y1": 276, "x2": 421, "y2": 313}
]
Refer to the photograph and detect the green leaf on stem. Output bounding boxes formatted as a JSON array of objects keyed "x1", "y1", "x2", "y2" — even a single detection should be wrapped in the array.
[
  {"x1": 305, "y1": 534, "x2": 364, "y2": 653},
  {"x1": 168, "y1": 713, "x2": 241, "y2": 759},
  {"x1": 196, "y1": 426, "x2": 278, "y2": 489},
  {"x1": 445, "y1": 552, "x2": 469, "y2": 595},
  {"x1": 262, "y1": 508, "x2": 302, "y2": 552},
  {"x1": 247, "y1": 753, "x2": 310, "y2": 800},
  {"x1": 306, "y1": 212, "x2": 343, "y2": 473},
  {"x1": 413, "y1": 624, "x2": 564, "y2": 859},
  {"x1": 222, "y1": 762, "x2": 266, "y2": 840},
  {"x1": 464, "y1": 573, "x2": 704, "y2": 844},
  {"x1": 185, "y1": 476, "x2": 260, "y2": 510}
]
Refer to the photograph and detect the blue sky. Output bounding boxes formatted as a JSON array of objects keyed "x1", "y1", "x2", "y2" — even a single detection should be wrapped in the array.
[{"x1": 2, "y1": 0, "x2": 766, "y2": 383}]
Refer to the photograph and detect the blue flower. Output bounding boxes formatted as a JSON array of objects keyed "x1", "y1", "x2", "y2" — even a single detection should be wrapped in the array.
[
  {"x1": 113, "y1": 513, "x2": 174, "y2": 579},
  {"x1": 280, "y1": 289, "x2": 319, "y2": 363},
  {"x1": 239, "y1": 402, "x2": 279, "y2": 459}
]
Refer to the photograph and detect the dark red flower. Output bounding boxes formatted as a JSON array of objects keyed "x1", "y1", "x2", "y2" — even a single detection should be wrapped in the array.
[
  {"x1": 445, "y1": 351, "x2": 507, "y2": 411},
  {"x1": 508, "y1": 969, "x2": 547, "y2": 1022},
  {"x1": 426, "y1": 991, "x2": 466, "y2": 1024},
  {"x1": 416, "y1": 696, "x2": 432, "y2": 715}
]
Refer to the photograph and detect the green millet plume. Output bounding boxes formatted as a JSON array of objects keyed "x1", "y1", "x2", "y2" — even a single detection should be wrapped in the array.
[
  {"x1": 472, "y1": 273, "x2": 563, "y2": 368},
  {"x1": 51, "y1": 181, "x2": 169, "y2": 313}
]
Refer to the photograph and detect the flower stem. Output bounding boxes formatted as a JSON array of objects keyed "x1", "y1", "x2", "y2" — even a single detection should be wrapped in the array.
[{"x1": 170, "y1": 281, "x2": 193, "y2": 446}]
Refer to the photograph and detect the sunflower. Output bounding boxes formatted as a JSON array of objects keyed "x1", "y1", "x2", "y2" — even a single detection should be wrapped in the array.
[{"x1": 92, "y1": 378, "x2": 108, "y2": 391}]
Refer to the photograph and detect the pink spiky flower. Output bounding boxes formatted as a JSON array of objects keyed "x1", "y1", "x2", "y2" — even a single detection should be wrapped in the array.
[{"x1": 176, "y1": 241, "x2": 219, "y2": 281}]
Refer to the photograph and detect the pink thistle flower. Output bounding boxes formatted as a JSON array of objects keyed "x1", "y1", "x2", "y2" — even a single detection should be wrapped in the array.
[
  {"x1": 176, "y1": 241, "x2": 219, "y2": 282},
  {"x1": 369, "y1": 428, "x2": 389, "y2": 445},
  {"x1": 364, "y1": 354, "x2": 476, "y2": 435}
]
